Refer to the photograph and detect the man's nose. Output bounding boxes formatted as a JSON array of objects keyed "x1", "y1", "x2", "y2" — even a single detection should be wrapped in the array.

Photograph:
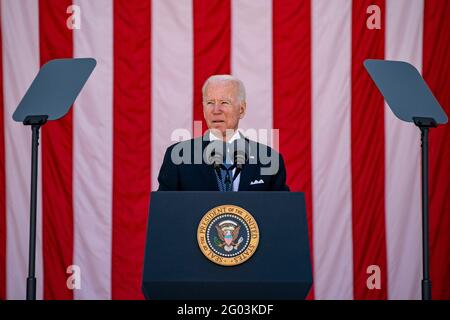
[{"x1": 212, "y1": 104, "x2": 223, "y2": 114}]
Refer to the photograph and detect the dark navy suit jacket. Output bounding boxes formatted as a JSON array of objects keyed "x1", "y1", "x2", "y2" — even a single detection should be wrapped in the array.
[{"x1": 157, "y1": 134, "x2": 290, "y2": 191}]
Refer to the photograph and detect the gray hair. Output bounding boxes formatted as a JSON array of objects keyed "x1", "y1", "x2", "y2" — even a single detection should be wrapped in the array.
[{"x1": 202, "y1": 74, "x2": 246, "y2": 103}]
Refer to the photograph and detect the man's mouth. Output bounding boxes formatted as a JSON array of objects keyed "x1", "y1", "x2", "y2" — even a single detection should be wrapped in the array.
[{"x1": 212, "y1": 120, "x2": 225, "y2": 124}]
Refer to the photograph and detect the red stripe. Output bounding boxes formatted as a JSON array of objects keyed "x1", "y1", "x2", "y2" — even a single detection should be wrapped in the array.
[
  {"x1": 193, "y1": 0, "x2": 231, "y2": 136},
  {"x1": 423, "y1": 0, "x2": 450, "y2": 300},
  {"x1": 112, "y1": 0, "x2": 151, "y2": 300},
  {"x1": 351, "y1": 0, "x2": 387, "y2": 299},
  {"x1": 0, "y1": 7, "x2": 6, "y2": 300},
  {"x1": 272, "y1": 0, "x2": 314, "y2": 300},
  {"x1": 39, "y1": 0, "x2": 74, "y2": 300}
]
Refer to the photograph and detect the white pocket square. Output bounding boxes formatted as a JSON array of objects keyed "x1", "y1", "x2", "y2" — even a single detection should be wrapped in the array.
[{"x1": 250, "y1": 179, "x2": 264, "y2": 185}]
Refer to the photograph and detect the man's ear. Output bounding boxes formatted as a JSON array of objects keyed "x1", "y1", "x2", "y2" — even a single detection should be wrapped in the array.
[
  {"x1": 203, "y1": 102, "x2": 208, "y2": 120},
  {"x1": 239, "y1": 102, "x2": 246, "y2": 119}
]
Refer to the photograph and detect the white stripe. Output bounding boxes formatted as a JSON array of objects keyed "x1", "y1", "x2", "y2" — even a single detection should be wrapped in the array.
[
  {"x1": 2, "y1": 0, "x2": 43, "y2": 300},
  {"x1": 385, "y1": 0, "x2": 423, "y2": 300},
  {"x1": 231, "y1": 0, "x2": 272, "y2": 145},
  {"x1": 151, "y1": 0, "x2": 193, "y2": 190},
  {"x1": 72, "y1": 0, "x2": 113, "y2": 299},
  {"x1": 312, "y1": 0, "x2": 353, "y2": 300}
]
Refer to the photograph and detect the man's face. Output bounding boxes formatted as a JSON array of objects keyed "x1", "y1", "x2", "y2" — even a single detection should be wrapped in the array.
[{"x1": 203, "y1": 81, "x2": 246, "y2": 138}]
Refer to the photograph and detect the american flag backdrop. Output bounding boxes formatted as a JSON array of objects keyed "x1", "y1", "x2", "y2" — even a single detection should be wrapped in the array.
[{"x1": 0, "y1": 0, "x2": 449, "y2": 300}]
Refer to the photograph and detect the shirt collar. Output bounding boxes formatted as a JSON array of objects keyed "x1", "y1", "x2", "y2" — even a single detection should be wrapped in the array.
[{"x1": 209, "y1": 129, "x2": 242, "y2": 143}]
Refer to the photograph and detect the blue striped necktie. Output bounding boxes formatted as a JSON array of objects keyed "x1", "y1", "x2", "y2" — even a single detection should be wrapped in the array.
[{"x1": 215, "y1": 163, "x2": 233, "y2": 192}]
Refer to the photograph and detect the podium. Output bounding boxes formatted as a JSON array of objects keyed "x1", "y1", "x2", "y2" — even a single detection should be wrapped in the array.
[{"x1": 142, "y1": 191, "x2": 313, "y2": 300}]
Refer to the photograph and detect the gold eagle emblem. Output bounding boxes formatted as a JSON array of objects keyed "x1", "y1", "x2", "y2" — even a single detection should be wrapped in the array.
[
  {"x1": 215, "y1": 221, "x2": 244, "y2": 252},
  {"x1": 197, "y1": 205, "x2": 259, "y2": 266}
]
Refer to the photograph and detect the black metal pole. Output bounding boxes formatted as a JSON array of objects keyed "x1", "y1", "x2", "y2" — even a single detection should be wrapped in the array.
[
  {"x1": 26, "y1": 124, "x2": 40, "y2": 300},
  {"x1": 420, "y1": 126, "x2": 432, "y2": 300}
]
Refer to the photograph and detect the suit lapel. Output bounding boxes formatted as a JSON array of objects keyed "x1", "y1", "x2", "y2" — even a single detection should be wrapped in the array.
[
  {"x1": 238, "y1": 164, "x2": 258, "y2": 191},
  {"x1": 198, "y1": 164, "x2": 220, "y2": 191},
  {"x1": 198, "y1": 135, "x2": 220, "y2": 191},
  {"x1": 238, "y1": 139, "x2": 259, "y2": 191}
]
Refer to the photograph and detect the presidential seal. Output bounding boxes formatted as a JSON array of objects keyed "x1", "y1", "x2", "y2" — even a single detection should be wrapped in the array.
[{"x1": 197, "y1": 205, "x2": 259, "y2": 266}]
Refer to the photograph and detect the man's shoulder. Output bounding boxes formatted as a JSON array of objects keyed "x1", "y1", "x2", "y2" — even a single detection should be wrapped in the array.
[
  {"x1": 162, "y1": 136, "x2": 207, "y2": 165},
  {"x1": 164, "y1": 136, "x2": 205, "y2": 152},
  {"x1": 245, "y1": 138, "x2": 281, "y2": 157}
]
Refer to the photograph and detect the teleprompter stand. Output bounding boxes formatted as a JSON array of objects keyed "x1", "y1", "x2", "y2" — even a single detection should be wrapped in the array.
[
  {"x1": 364, "y1": 59, "x2": 448, "y2": 300},
  {"x1": 12, "y1": 58, "x2": 96, "y2": 300}
]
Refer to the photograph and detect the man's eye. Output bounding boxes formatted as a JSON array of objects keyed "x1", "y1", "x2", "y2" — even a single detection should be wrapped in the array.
[{"x1": 222, "y1": 101, "x2": 229, "y2": 105}]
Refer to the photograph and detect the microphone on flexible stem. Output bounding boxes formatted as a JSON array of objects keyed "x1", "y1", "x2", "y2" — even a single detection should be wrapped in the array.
[
  {"x1": 206, "y1": 142, "x2": 225, "y2": 168},
  {"x1": 206, "y1": 141, "x2": 226, "y2": 181},
  {"x1": 208, "y1": 153, "x2": 223, "y2": 186},
  {"x1": 208, "y1": 147, "x2": 232, "y2": 190},
  {"x1": 212, "y1": 150, "x2": 224, "y2": 173},
  {"x1": 232, "y1": 148, "x2": 248, "y2": 181},
  {"x1": 234, "y1": 149, "x2": 247, "y2": 170}
]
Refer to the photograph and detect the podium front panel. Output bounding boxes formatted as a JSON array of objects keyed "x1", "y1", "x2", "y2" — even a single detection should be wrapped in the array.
[{"x1": 142, "y1": 191, "x2": 312, "y2": 300}]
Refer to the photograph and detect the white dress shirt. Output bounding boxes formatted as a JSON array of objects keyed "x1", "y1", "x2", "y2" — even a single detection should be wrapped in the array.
[{"x1": 209, "y1": 130, "x2": 241, "y2": 191}]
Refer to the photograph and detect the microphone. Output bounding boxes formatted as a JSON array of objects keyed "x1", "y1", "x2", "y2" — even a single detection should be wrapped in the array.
[
  {"x1": 233, "y1": 148, "x2": 248, "y2": 170},
  {"x1": 205, "y1": 140, "x2": 226, "y2": 169},
  {"x1": 232, "y1": 140, "x2": 248, "y2": 181},
  {"x1": 212, "y1": 150, "x2": 223, "y2": 169},
  {"x1": 206, "y1": 140, "x2": 233, "y2": 190},
  {"x1": 233, "y1": 139, "x2": 249, "y2": 169}
]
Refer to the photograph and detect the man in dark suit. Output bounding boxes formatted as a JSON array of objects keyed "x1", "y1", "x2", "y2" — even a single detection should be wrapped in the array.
[{"x1": 157, "y1": 75, "x2": 289, "y2": 192}]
